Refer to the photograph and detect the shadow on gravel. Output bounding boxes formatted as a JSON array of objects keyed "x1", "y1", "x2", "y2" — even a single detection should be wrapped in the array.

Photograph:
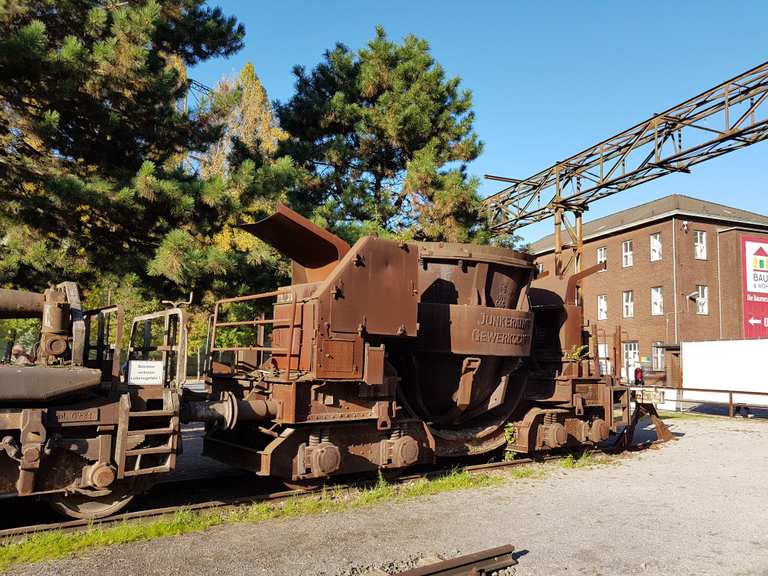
[
  {"x1": 682, "y1": 403, "x2": 768, "y2": 419},
  {"x1": 629, "y1": 419, "x2": 685, "y2": 445}
]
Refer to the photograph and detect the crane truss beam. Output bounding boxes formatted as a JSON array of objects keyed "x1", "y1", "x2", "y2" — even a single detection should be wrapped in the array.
[{"x1": 484, "y1": 60, "x2": 768, "y2": 233}]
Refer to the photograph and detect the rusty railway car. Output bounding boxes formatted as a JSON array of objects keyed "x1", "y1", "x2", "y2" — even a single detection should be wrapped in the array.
[
  {"x1": 0, "y1": 284, "x2": 183, "y2": 518},
  {"x1": 0, "y1": 204, "x2": 630, "y2": 518},
  {"x1": 0, "y1": 287, "x2": 238, "y2": 518},
  {"x1": 199, "y1": 204, "x2": 630, "y2": 482}
]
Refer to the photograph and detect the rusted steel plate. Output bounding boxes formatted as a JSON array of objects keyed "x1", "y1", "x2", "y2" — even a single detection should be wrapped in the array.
[
  {"x1": 0, "y1": 365, "x2": 102, "y2": 402},
  {"x1": 0, "y1": 411, "x2": 21, "y2": 430},
  {"x1": 418, "y1": 303, "x2": 533, "y2": 356},
  {"x1": 238, "y1": 203, "x2": 350, "y2": 283},
  {"x1": 395, "y1": 544, "x2": 517, "y2": 575},
  {"x1": 328, "y1": 237, "x2": 419, "y2": 337}
]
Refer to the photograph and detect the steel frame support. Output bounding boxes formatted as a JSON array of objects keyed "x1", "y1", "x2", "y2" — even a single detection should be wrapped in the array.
[
  {"x1": 552, "y1": 204, "x2": 585, "y2": 278},
  {"x1": 485, "y1": 60, "x2": 768, "y2": 251}
]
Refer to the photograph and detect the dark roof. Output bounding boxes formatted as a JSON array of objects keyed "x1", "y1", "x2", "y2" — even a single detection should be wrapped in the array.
[{"x1": 529, "y1": 194, "x2": 768, "y2": 254}]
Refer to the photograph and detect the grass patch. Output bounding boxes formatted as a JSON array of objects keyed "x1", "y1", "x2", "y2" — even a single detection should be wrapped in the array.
[
  {"x1": 0, "y1": 470, "x2": 502, "y2": 571},
  {"x1": 560, "y1": 451, "x2": 614, "y2": 469},
  {"x1": 506, "y1": 465, "x2": 546, "y2": 480},
  {"x1": 503, "y1": 449, "x2": 517, "y2": 462}
]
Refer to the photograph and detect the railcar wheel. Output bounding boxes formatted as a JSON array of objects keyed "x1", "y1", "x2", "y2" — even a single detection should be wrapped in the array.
[{"x1": 48, "y1": 485, "x2": 135, "y2": 519}]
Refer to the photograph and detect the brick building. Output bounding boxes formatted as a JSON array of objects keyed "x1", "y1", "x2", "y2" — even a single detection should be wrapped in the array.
[{"x1": 529, "y1": 194, "x2": 768, "y2": 385}]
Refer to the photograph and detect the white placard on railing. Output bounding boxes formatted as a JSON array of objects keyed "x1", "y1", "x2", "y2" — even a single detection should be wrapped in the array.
[{"x1": 128, "y1": 360, "x2": 165, "y2": 385}]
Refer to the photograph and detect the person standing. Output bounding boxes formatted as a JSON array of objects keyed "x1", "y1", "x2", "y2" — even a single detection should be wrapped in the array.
[{"x1": 10, "y1": 344, "x2": 33, "y2": 366}]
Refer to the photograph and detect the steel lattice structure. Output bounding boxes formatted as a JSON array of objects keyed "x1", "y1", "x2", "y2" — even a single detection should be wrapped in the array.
[{"x1": 484, "y1": 60, "x2": 768, "y2": 241}]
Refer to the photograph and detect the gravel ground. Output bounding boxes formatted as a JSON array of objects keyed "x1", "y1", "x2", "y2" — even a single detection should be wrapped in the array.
[{"x1": 6, "y1": 415, "x2": 768, "y2": 576}]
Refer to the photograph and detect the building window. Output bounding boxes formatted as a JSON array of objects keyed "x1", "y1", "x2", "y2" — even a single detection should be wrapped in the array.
[
  {"x1": 623, "y1": 341, "x2": 640, "y2": 382},
  {"x1": 598, "y1": 342, "x2": 612, "y2": 376},
  {"x1": 696, "y1": 285, "x2": 709, "y2": 315},
  {"x1": 597, "y1": 294, "x2": 608, "y2": 320},
  {"x1": 536, "y1": 262, "x2": 545, "y2": 274},
  {"x1": 650, "y1": 232, "x2": 662, "y2": 261},
  {"x1": 651, "y1": 286, "x2": 663, "y2": 316},
  {"x1": 652, "y1": 342, "x2": 665, "y2": 371},
  {"x1": 622, "y1": 240, "x2": 633, "y2": 267},
  {"x1": 597, "y1": 246, "x2": 607, "y2": 269},
  {"x1": 694, "y1": 230, "x2": 707, "y2": 260},
  {"x1": 623, "y1": 290, "x2": 634, "y2": 318}
]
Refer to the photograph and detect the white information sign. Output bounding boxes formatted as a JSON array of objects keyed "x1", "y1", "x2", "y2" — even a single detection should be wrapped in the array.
[{"x1": 128, "y1": 360, "x2": 165, "y2": 386}]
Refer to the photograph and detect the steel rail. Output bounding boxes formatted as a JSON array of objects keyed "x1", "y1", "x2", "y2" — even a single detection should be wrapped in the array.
[
  {"x1": 484, "y1": 60, "x2": 768, "y2": 233},
  {"x1": 0, "y1": 447, "x2": 635, "y2": 542},
  {"x1": 0, "y1": 487, "x2": 305, "y2": 541},
  {"x1": 395, "y1": 544, "x2": 517, "y2": 576}
]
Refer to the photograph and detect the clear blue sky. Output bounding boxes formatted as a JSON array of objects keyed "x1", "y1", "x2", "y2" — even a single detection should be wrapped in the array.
[{"x1": 193, "y1": 0, "x2": 768, "y2": 244}]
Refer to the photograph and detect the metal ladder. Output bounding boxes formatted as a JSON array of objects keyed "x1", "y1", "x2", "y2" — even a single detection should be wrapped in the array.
[{"x1": 115, "y1": 389, "x2": 180, "y2": 479}]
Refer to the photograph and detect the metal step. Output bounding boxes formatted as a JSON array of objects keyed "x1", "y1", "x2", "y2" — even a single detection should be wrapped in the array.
[
  {"x1": 128, "y1": 409, "x2": 176, "y2": 418},
  {"x1": 125, "y1": 445, "x2": 173, "y2": 456},
  {"x1": 123, "y1": 463, "x2": 172, "y2": 477},
  {"x1": 127, "y1": 426, "x2": 176, "y2": 437}
]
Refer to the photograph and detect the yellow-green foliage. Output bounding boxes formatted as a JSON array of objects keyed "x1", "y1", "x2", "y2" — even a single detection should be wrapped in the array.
[
  {"x1": 506, "y1": 466, "x2": 546, "y2": 480},
  {"x1": 563, "y1": 344, "x2": 589, "y2": 361},
  {"x1": 560, "y1": 451, "x2": 614, "y2": 469},
  {"x1": 503, "y1": 423, "x2": 518, "y2": 461},
  {"x1": 0, "y1": 318, "x2": 40, "y2": 357}
]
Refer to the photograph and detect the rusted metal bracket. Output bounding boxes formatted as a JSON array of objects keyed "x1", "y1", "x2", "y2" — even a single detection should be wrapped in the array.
[
  {"x1": 564, "y1": 261, "x2": 606, "y2": 305},
  {"x1": 637, "y1": 402, "x2": 674, "y2": 443},
  {"x1": 58, "y1": 282, "x2": 85, "y2": 366},
  {"x1": 395, "y1": 544, "x2": 518, "y2": 575},
  {"x1": 456, "y1": 357, "x2": 481, "y2": 413},
  {"x1": 376, "y1": 400, "x2": 392, "y2": 431},
  {"x1": 617, "y1": 400, "x2": 674, "y2": 450},
  {"x1": 16, "y1": 409, "x2": 47, "y2": 495}
]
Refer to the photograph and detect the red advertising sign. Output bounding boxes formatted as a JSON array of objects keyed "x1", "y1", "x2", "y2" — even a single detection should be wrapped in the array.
[{"x1": 741, "y1": 235, "x2": 768, "y2": 339}]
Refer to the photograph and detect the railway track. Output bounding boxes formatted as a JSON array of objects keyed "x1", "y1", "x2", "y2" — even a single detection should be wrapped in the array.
[
  {"x1": 0, "y1": 446, "x2": 635, "y2": 542},
  {"x1": 0, "y1": 486, "x2": 306, "y2": 540}
]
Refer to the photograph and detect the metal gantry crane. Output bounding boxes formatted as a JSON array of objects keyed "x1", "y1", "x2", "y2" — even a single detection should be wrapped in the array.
[{"x1": 484, "y1": 60, "x2": 768, "y2": 278}]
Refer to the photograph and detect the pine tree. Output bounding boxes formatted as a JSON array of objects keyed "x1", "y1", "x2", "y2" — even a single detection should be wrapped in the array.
[
  {"x1": 200, "y1": 63, "x2": 288, "y2": 179},
  {"x1": 0, "y1": 0, "x2": 244, "y2": 293},
  {"x1": 277, "y1": 26, "x2": 487, "y2": 243},
  {"x1": 144, "y1": 63, "x2": 304, "y2": 301}
]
